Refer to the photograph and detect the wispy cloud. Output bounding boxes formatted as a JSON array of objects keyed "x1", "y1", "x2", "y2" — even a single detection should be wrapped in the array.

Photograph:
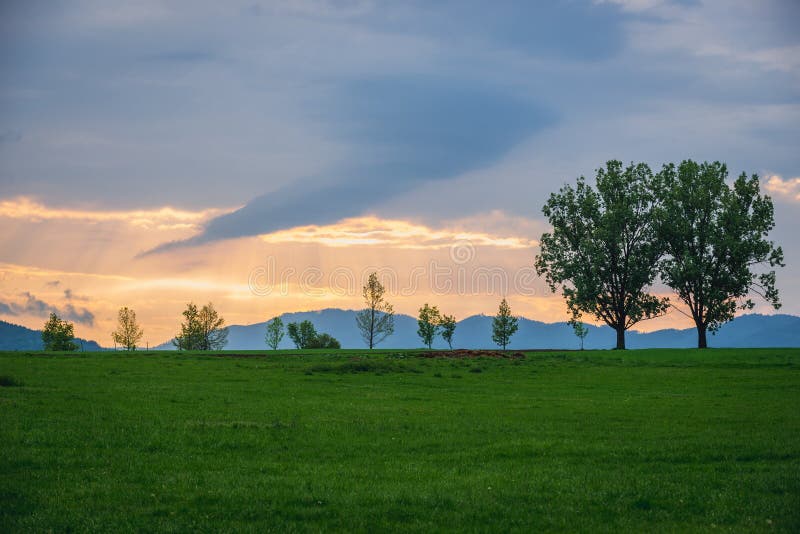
[
  {"x1": 0, "y1": 197, "x2": 236, "y2": 230},
  {"x1": 258, "y1": 216, "x2": 538, "y2": 249},
  {"x1": 0, "y1": 262, "x2": 134, "y2": 282}
]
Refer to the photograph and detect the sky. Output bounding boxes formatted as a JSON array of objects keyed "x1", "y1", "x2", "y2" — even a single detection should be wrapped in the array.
[{"x1": 1, "y1": 0, "x2": 799, "y2": 346}]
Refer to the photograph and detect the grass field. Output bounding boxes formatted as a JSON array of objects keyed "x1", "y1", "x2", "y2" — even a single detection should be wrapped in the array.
[{"x1": 1, "y1": 348, "x2": 799, "y2": 532}]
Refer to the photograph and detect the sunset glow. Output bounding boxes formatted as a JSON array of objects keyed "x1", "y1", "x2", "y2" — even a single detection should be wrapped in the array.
[
  {"x1": 1, "y1": 1, "x2": 797, "y2": 348},
  {"x1": 0, "y1": 194, "x2": 743, "y2": 346}
]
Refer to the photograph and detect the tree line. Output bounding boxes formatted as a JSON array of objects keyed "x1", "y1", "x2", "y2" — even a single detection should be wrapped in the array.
[
  {"x1": 39, "y1": 159, "x2": 781, "y2": 352},
  {"x1": 40, "y1": 289, "x2": 520, "y2": 352},
  {"x1": 261, "y1": 275, "x2": 520, "y2": 351}
]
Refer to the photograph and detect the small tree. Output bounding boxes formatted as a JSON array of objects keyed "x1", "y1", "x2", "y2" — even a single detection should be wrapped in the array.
[
  {"x1": 42, "y1": 312, "x2": 78, "y2": 351},
  {"x1": 570, "y1": 319, "x2": 588, "y2": 350},
  {"x1": 287, "y1": 320, "x2": 317, "y2": 349},
  {"x1": 174, "y1": 302, "x2": 227, "y2": 350},
  {"x1": 198, "y1": 303, "x2": 228, "y2": 350},
  {"x1": 492, "y1": 298, "x2": 518, "y2": 351},
  {"x1": 174, "y1": 303, "x2": 199, "y2": 350},
  {"x1": 656, "y1": 161, "x2": 783, "y2": 348},
  {"x1": 287, "y1": 322, "x2": 300, "y2": 348},
  {"x1": 265, "y1": 316, "x2": 284, "y2": 350},
  {"x1": 111, "y1": 306, "x2": 144, "y2": 351},
  {"x1": 355, "y1": 272, "x2": 395, "y2": 349},
  {"x1": 440, "y1": 313, "x2": 457, "y2": 349},
  {"x1": 308, "y1": 333, "x2": 341, "y2": 349},
  {"x1": 417, "y1": 303, "x2": 441, "y2": 349}
]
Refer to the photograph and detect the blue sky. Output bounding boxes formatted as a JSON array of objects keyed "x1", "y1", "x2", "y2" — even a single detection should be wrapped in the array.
[{"x1": 0, "y1": 0, "x2": 799, "y2": 339}]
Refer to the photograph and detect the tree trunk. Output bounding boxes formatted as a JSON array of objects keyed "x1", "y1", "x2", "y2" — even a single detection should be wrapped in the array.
[
  {"x1": 697, "y1": 323, "x2": 708, "y2": 349},
  {"x1": 615, "y1": 327, "x2": 626, "y2": 350},
  {"x1": 369, "y1": 308, "x2": 375, "y2": 349}
]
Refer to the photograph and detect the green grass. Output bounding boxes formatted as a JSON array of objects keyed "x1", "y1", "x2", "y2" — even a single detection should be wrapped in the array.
[{"x1": 1, "y1": 348, "x2": 799, "y2": 532}]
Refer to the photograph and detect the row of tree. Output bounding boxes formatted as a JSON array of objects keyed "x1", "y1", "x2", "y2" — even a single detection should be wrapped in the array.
[
  {"x1": 42, "y1": 292, "x2": 520, "y2": 352},
  {"x1": 535, "y1": 160, "x2": 783, "y2": 349},
  {"x1": 49, "y1": 159, "x2": 777, "y2": 354},
  {"x1": 260, "y1": 279, "x2": 521, "y2": 351}
]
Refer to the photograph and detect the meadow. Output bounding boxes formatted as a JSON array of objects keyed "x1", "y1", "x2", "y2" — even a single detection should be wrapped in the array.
[{"x1": 1, "y1": 348, "x2": 799, "y2": 532}]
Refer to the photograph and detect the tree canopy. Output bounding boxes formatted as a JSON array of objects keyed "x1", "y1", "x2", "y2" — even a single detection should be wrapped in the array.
[
  {"x1": 656, "y1": 160, "x2": 783, "y2": 348},
  {"x1": 42, "y1": 312, "x2": 78, "y2": 351},
  {"x1": 287, "y1": 320, "x2": 340, "y2": 349},
  {"x1": 355, "y1": 272, "x2": 395, "y2": 349},
  {"x1": 174, "y1": 302, "x2": 228, "y2": 351},
  {"x1": 265, "y1": 316, "x2": 285, "y2": 350},
  {"x1": 492, "y1": 298, "x2": 518, "y2": 351},
  {"x1": 440, "y1": 314, "x2": 457, "y2": 349},
  {"x1": 535, "y1": 160, "x2": 668, "y2": 349},
  {"x1": 417, "y1": 303, "x2": 441, "y2": 349},
  {"x1": 111, "y1": 306, "x2": 143, "y2": 351}
]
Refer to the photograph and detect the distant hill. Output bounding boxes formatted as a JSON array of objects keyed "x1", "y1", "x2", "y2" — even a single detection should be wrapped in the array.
[
  {"x1": 155, "y1": 309, "x2": 800, "y2": 350},
  {"x1": 0, "y1": 320, "x2": 104, "y2": 351}
]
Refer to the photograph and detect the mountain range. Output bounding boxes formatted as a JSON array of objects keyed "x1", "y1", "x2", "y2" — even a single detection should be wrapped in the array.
[
  {"x1": 2, "y1": 311, "x2": 798, "y2": 351},
  {"x1": 0, "y1": 320, "x2": 104, "y2": 351},
  {"x1": 157, "y1": 309, "x2": 800, "y2": 350}
]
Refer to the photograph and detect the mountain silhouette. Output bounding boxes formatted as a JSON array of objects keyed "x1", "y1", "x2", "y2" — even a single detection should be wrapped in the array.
[
  {"x1": 153, "y1": 309, "x2": 800, "y2": 350},
  {"x1": 3, "y1": 312, "x2": 795, "y2": 351},
  {"x1": 0, "y1": 320, "x2": 104, "y2": 351}
]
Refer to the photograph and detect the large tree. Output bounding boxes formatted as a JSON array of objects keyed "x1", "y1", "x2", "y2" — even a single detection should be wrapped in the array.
[
  {"x1": 417, "y1": 303, "x2": 441, "y2": 349},
  {"x1": 535, "y1": 160, "x2": 669, "y2": 349},
  {"x1": 174, "y1": 302, "x2": 228, "y2": 350},
  {"x1": 42, "y1": 312, "x2": 78, "y2": 351},
  {"x1": 656, "y1": 160, "x2": 783, "y2": 348},
  {"x1": 355, "y1": 272, "x2": 395, "y2": 349},
  {"x1": 111, "y1": 306, "x2": 144, "y2": 350},
  {"x1": 492, "y1": 298, "x2": 519, "y2": 351}
]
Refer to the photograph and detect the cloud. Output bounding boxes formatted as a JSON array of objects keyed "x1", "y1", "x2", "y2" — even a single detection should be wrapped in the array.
[
  {"x1": 257, "y1": 215, "x2": 538, "y2": 249},
  {"x1": 146, "y1": 77, "x2": 554, "y2": 253},
  {"x1": 0, "y1": 291, "x2": 95, "y2": 325},
  {"x1": 0, "y1": 262, "x2": 133, "y2": 283},
  {"x1": 0, "y1": 197, "x2": 235, "y2": 231},
  {"x1": 365, "y1": 1, "x2": 628, "y2": 61},
  {"x1": 764, "y1": 174, "x2": 800, "y2": 202},
  {"x1": 1, "y1": 0, "x2": 799, "y2": 334},
  {"x1": 64, "y1": 288, "x2": 90, "y2": 301}
]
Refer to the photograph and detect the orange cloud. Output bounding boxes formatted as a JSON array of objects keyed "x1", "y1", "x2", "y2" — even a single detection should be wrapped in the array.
[
  {"x1": 764, "y1": 175, "x2": 800, "y2": 202},
  {"x1": 0, "y1": 196, "x2": 237, "y2": 230},
  {"x1": 258, "y1": 215, "x2": 539, "y2": 249},
  {"x1": 0, "y1": 201, "x2": 706, "y2": 345}
]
